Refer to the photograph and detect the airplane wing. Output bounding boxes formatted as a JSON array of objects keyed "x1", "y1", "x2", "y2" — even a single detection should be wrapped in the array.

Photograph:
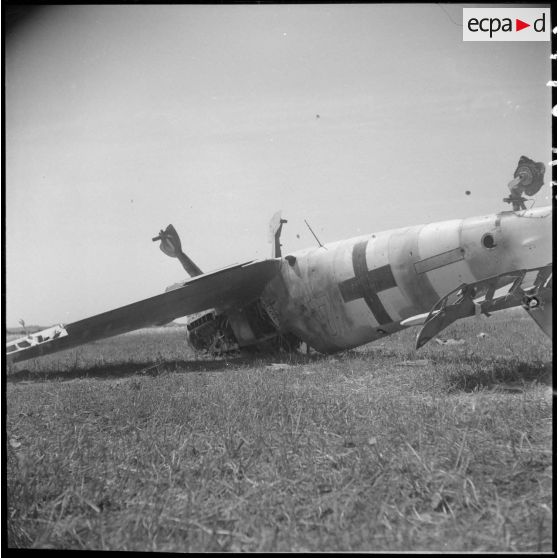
[
  {"x1": 403, "y1": 264, "x2": 552, "y2": 349},
  {"x1": 7, "y1": 259, "x2": 280, "y2": 364}
]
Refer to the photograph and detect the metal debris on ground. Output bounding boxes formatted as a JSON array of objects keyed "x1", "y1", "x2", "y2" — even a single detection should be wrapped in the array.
[
  {"x1": 265, "y1": 363, "x2": 294, "y2": 370},
  {"x1": 435, "y1": 338, "x2": 466, "y2": 345},
  {"x1": 397, "y1": 359, "x2": 431, "y2": 367}
]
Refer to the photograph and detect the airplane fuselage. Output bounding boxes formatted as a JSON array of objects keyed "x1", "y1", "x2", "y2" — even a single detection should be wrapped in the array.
[
  {"x1": 6, "y1": 205, "x2": 552, "y2": 364},
  {"x1": 262, "y1": 206, "x2": 552, "y2": 352}
]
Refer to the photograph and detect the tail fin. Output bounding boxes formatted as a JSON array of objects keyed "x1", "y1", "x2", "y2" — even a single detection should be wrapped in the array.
[
  {"x1": 152, "y1": 224, "x2": 203, "y2": 277},
  {"x1": 526, "y1": 304, "x2": 552, "y2": 338},
  {"x1": 524, "y1": 273, "x2": 552, "y2": 338}
]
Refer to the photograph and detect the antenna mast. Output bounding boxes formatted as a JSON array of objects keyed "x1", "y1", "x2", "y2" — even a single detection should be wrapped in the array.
[{"x1": 304, "y1": 219, "x2": 326, "y2": 249}]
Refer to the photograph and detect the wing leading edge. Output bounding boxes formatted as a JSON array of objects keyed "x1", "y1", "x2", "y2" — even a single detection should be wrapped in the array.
[{"x1": 7, "y1": 259, "x2": 280, "y2": 364}]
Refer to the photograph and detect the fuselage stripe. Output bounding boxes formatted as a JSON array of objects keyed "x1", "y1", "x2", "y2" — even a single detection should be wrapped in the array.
[{"x1": 414, "y1": 247, "x2": 465, "y2": 274}]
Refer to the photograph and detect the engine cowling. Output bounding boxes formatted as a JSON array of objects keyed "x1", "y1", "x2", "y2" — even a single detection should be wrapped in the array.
[
  {"x1": 185, "y1": 301, "x2": 302, "y2": 356},
  {"x1": 186, "y1": 310, "x2": 238, "y2": 354}
]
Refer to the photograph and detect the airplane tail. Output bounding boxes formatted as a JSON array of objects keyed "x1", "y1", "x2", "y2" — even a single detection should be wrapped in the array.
[
  {"x1": 405, "y1": 265, "x2": 553, "y2": 349},
  {"x1": 526, "y1": 305, "x2": 552, "y2": 338},
  {"x1": 524, "y1": 275, "x2": 552, "y2": 337},
  {"x1": 152, "y1": 224, "x2": 203, "y2": 277}
]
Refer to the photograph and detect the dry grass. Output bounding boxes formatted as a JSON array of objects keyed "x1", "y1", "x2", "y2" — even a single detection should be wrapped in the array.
[{"x1": 5, "y1": 311, "x2": 553, "y2": 551}]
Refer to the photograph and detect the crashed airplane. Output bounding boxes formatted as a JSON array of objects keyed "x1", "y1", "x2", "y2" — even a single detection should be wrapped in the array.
[{"x1": 6, "y1": 156, "x2": 552, "y2": 364}]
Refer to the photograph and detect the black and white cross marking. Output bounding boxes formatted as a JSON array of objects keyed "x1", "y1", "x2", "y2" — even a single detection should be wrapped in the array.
[{"x1": 338, "y1": 239, "x2": 397, "y2": 326}]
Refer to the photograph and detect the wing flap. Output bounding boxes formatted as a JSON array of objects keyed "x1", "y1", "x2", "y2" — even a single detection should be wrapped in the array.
[{"x1": 7, "y1": 259, "x2": 279, "y2": 363}]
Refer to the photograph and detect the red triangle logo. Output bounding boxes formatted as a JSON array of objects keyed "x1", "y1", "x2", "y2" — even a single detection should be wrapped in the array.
[{"x1": 516, "y1": 19, "x2": 530, "y2": 31}]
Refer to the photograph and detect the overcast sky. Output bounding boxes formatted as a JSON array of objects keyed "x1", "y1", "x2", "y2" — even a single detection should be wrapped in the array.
[{"x1": 5, "y1": 4, "x2": 552, "y2": 326}]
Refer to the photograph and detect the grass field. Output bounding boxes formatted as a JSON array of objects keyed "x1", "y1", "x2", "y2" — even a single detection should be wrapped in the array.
[{"x1": 5, "y1": 310, "x2": 554, "y2": 551}]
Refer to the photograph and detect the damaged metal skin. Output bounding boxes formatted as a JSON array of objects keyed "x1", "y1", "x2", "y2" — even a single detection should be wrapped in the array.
[{"x1": 261, "y1": 206, "x2": 552, "y2": 353}]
